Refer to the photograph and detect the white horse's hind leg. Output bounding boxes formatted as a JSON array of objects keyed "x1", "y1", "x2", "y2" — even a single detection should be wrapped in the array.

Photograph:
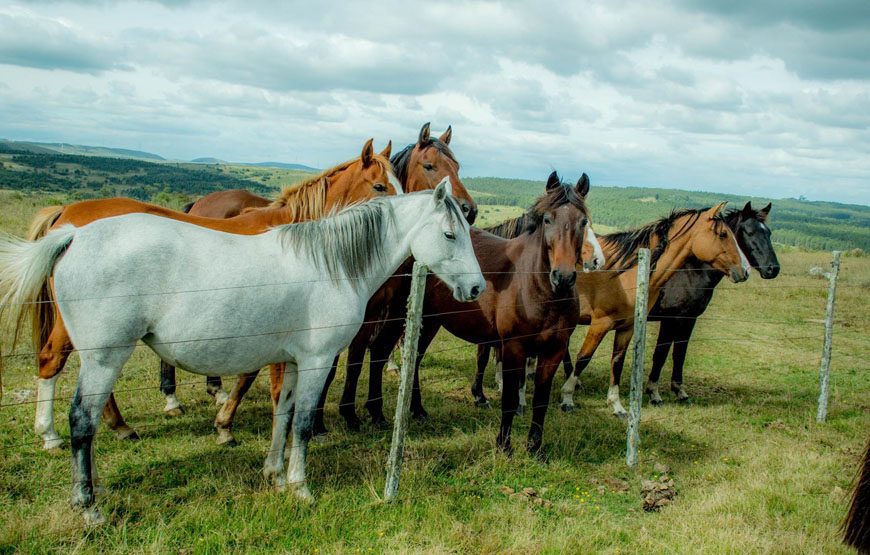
[
  {"x1": 286, "y1": 355, "x2": 334, "y2": 503},
  {"x1": 263, "y1": 362, "x2": 297, "y2": 490},
  {"x1": 69, "y1": 346, "x2": 132, "y2": 526},
  {"x1": 35, "y1": 375, "x2": 63, "y2": 449}
]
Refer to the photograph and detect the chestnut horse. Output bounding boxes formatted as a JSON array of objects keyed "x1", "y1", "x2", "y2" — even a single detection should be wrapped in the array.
[
  {"x1": 26, "y1": 139, "x2": 400, "y2": 449},
  {"x1": 203, "y1": 123, "x2": 478, "y2": 445},
  {"x1": 351, "y1": 172, "x2": 594, "y2": 454},
  {"x1": 558, "y1": 204, "x2": 751, "y2": 418}
]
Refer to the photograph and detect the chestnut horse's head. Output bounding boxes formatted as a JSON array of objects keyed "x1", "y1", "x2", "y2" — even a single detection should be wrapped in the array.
[
  {"x1": 322, "y1": 138, "x2": 402, "y2": 209},
  {"x1": 728, "y1": 202, "x2": 780, "y2": 279},
  {"x1": 529, "y1": 171, "x2": 592, "y2": 293},
  {"x1": 689, "y1": 203, "x2": 751, "y2": 283},
  {"x1": 391, "y1": 122, "x2": 477, "y2": 224},
  {"x1": 574, "y1": 176, "x2": 605, "y2": 273}
]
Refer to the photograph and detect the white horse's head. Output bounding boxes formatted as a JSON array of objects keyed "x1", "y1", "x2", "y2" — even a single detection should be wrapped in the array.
[{"x1": 409, "y1": 177, "x2": 485, "y2": 302}]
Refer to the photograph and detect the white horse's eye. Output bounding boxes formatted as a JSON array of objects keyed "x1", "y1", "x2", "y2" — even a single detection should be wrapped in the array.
[{"x1": 444, "y1": 231, "x2": 456, "y2": 241}]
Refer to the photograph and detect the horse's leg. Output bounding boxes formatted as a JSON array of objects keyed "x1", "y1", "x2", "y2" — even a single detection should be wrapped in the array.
[
  {"x1": 560, "y1": 324, "x2": 608, "y2": 412},
  {"x1": 410, "y1": 323, "x2": 440, "y2": 421},
  {"x1": 385, "y1": 339, "x2": 402, "y2": 373},
  {"x1": 69, "y1": 345, "x2": 134, "y2": 526},
  {"x1": 515, "y1": 357, "x2": 535, "y2": 416},
  {"x1": 34, "y1": 319, "x2": 75, "y2": 449},
  {"x1": 338, "y1": 328, "x2": 369, "y2": 431},
  {"x1": 285, "y1": 354, "x2": 335, "y2": 503},
  {"x1": 101, "y1": 394, "x2": 139, "y2": 441},
  {"x1": 366, "y1": 320, "x2": 404, "y2": 427},
  {"x1": 496, "y1": 343, "x2": 523, "y2": 454},
  {"x1": 646, "y1": 322, "x2": 675, "y2": 407},
  {"x1": 213, "y1": 370, "x2": 259, "y2": 446},
  {"x1": 270, "y1": 364, "x2": 285, "y2": 408},
  {"x1": 313, "y1": 357, "x2": 339, "y2": 437},
  {"x1": 263, "y1": 363, "x2": 297, "y2": 491},
  {"x1": 205, "y1": 375, "x2": 229, "y2": 406},
  {"x1": 471, "y1": 345, "x2": 491, "y2": 408},
  {"x1": 607, "y1": 329, "x2": 633, "y2": 419},
  {"x1": 528, "y1": 348, "x2": 565, "y2": 455},
  {"x1": 159, "y1": 360, "x2": 184, "y2": 416},
  {"x1": 670, "y1": 318, "x2": 697, "y2": 403},
  {"x1": 562, "y1": 326, "x2": 577, "y2": 377}
]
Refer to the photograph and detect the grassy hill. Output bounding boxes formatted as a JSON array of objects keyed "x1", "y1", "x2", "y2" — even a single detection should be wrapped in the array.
[{"x1": 466, "y1": 177, "x2": 870, "y2": 252}]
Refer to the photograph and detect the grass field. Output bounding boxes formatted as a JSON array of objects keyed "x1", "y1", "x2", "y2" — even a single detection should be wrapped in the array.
[{"x1": 0, "y1": 192, "x2": 868, "y2": 553}]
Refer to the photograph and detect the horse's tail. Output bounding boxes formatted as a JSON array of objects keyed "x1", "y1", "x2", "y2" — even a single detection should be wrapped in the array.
[
  {"x1": 26, "y1": 205, "x2": 65, "y2": 354},
  {"x1": 844, "y1": 436, "x2": 870, "y2": 552},
  {"x1": 0, "y1": 225, "x2": 76, "y2": 352}
]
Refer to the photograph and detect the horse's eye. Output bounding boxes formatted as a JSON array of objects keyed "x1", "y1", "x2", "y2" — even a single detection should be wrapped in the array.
[
  {"x1": 719, "y1": 232, "x2": 728, "y2": 239},
  {"x1": 544, "y1": 216, "x2": 553, "y2": 225},
  {"x1": 444, "y1": 231, "x2": 456, "y2": 241},
  {"x1": 424, "y1": 163, "x2": 435, "y2": 171},
  {"x1": 373, "y1": 183, "x2": 387, "y2": 192},
  {"x1": 582, "y1": 218, "x2": 589, "y2": 227}
]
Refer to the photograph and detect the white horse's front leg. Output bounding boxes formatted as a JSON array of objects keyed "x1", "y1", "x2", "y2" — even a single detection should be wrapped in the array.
[
  {"x1": 286, "y1": 355, "x2": 334, "y2": 503},
  {"x1": 263, "y1": 363, "x2": 297, "y2": 490}
]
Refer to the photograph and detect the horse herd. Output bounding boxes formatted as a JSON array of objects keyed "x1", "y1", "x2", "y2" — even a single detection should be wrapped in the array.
[{"x1": 0, "y1": 123, "x2": 782, "y2": 525}]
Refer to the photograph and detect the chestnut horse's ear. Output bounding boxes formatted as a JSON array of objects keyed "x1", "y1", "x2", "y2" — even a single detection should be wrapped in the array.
[
  {"x1": 418, "y1": 122, "x2": 431, "y2": 145},
  {"x1": 361, "y1": 138, "x2": 374, "y2": 167},
  {"x1": 379, "y1": 140, "x2": 392, "y2": 160},
  {"x1": 576, "y1": 173, "x2": 590, "y2": 197},
  {"x1": 758, "y1": 202, "x2": 772, "y2": 222},
  {"x1": 741, "y1": 201, "x2": 754, "y2": 219},
  {"x1": 546, "y1": 171, "x2": 560, "y2": 191},
  {"x1": 439, "y1": 125, "x2": 452, "y2": 145}
]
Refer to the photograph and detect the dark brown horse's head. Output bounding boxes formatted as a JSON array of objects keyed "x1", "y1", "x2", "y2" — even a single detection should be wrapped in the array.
[
  {"x1": 728, "y1": 202, "x2": 780, "y2": 279},
  {"x1": 529, "y1": 171, "x2": 591, "y2": 292},
  {"x1": 391, "y1": 123, "x2": 478, "y2": 224},
  {"x1": 689, "y1": 203, "x2": 751, "y2": 283}
]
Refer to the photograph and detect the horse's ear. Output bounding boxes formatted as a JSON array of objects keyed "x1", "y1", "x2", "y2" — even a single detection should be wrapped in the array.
[
  {"x1": 758, "y1": 202, "x2": 772, "y2": 222},
  {"x1": 706, "y1": 202, "x2": 728, "y2": 219},
  {"x1": 433, "y1": 176, "x2": 452, "y2": 204},
  {"x1": 379, "y1": 140, "x2": 392, "y2": 159},
  {"x1": 576, "y1": 173, "x2": 590, "y2": 197},
  {"x1": 418, "y1": 122, "x2": 431, "y2": 145},
  {"x1": 361, "y1": 138, "x2": 374, "y2": 167},
  {"x1": 546, "y1": 171, "x2": 560, "y2": 191},
  {"x1": 741, "y1": 201, "x2": 753, "y2": 219},
  {"x1": 439, "y1": 125, "x2": 452, "y2": 145}
]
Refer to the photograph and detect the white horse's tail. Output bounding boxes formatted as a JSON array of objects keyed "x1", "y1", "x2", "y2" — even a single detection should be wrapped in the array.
[{"x1": 0, "y1": 224, "x2": 76, "y2": 352}]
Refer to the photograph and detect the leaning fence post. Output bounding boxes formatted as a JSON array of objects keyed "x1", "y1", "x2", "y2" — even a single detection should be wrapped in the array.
[
  {"x1": 384, "y1": 261, "x2": 427, "y2": 501},
  {"x1": 816, "y1": 250, "x2": 842, "y2": 423},
  {"x1": 626, "y1": 248, "x2": 651, "y2": 467}
]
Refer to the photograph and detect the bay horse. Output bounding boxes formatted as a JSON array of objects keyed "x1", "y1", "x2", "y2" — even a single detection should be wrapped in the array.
[
  {"x1": 180, "y1": 123, "x2": 477, "y2": 445},
  {"x1": 645, "y1": 202, "x2": 780, "y2": 405},
  {"x1": 0, "y1": 182, "x2": 485, "y2": 525},
  {"x1": 559, "y1": 204, "x2": 751, "y2": 417},
  {"x1": 357, "y1": 172, "x2": 594, "y2": 454},
  {"x1": 24, "y1": 139, "x2": 399, "y2": 450},
  {"x1": 843, "y1": 435, "x2": 870, "y2": 552}
]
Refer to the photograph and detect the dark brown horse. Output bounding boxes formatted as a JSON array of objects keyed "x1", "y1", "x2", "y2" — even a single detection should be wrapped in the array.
[
  {"x1": 198, "y1": 123, "x2": 479, "y2": 445},
  {"x1": 844, "y1": 435, "x2": 870, "y2": 552},
  {"x1": 349, "y1": 172, "x2": 593, "y2": 453}
]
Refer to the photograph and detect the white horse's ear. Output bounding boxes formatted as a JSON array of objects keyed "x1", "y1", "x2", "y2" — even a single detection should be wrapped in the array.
[{"x1": 433, "y1": 176, "x2": 452, "y2": 204}]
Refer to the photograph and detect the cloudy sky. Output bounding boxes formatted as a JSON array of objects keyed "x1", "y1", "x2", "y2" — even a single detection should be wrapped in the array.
[{"x1": 1, "y1": 1, "x2": 869, "y2": 204}]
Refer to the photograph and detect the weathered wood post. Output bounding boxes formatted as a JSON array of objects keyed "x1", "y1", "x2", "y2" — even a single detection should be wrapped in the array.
[
  {"x1": 816, "y1": 250, "x2": 842, "y2": 423},
  {"x1": 384, "y1": 261, "x2": 427, "y2": 501},
  {"x1": 626, "y1": 248, "x2": 651, "y2": 467}
]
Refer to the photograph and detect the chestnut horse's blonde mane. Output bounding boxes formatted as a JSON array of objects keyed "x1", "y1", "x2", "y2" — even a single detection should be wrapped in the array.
[{"x1": 267, "y1": 154, "x2": 393, "y2": 222}]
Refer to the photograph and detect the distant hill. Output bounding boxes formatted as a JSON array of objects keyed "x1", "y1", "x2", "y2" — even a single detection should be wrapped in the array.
[
  {"x1": 190, "y1": 157, "x2": 226, "y2": 164},
  {"x1": 0, "y1": 139, "x2": 165, "y2": 161},
  {"x1": 244, "y1": 161, "x2": 320, "y2": 171},
  {"x1": 465, "y1": 177, "x2": 870, "y2": 252}
]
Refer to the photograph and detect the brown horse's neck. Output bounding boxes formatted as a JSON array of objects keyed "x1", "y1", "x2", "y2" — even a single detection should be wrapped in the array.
[{"x1": 511, "y1": 229, "x2": 557, "y2": 296}]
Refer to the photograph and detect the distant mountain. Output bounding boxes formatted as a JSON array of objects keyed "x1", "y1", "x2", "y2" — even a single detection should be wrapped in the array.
[
  {"x1": 244, "y1": 161, "x2": 320, "y2": 171},
  {"x1": 190, "y1": 157, "x2": 226, "y2": 164},
  {"x1": 0, "y1": 140, "x2": 165, "y2": 161}
]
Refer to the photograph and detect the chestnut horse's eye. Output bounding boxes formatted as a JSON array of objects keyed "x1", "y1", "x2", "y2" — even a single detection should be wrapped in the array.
[
  {"x1": 423, "y1": 163, "x2": 435, "y2": 171},
  {"x1": 373, "y1": 183, "x2": 388, "y2": 192},
  {"x1": 718, "y1": 231, "x2": 728, "y2": 239}
]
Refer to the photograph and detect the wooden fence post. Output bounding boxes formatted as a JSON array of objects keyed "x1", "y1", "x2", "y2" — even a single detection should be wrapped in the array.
[
  {"x1": 626, "y1": 248, "x2": 651, "y2": 467},
  {"x1": 816, "y1": 250, "x2": 842, "y2": 423},
  {"x1": 384, "y1": 261, "x2": 427, "y2": 501}
]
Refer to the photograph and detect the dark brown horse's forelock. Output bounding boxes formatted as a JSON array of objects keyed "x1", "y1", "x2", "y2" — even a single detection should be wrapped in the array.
[
  {"x1": 390, "y1": 139, "x2": 457, "y2": 186},
  {"x1": 603, "y1": 207, "x2": 724, "y2": 273},
  {"x1": 485, "y1": 182, "x2": 587, "y2": 240}
]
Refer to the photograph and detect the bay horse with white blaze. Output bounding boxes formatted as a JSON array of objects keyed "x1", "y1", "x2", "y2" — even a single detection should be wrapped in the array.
[
  {"x1": 0, "y1": 181, "x2": 484, "y2": 525},
  {"x1": 25, "y1": 139, "x2": 399, "y2": 449}
]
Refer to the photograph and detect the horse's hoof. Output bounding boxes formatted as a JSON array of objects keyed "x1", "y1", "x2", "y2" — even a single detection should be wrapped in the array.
[
  {"x1": 291, "y1": 484, "x2": 315, "y2": 504},
  {"x1": 411, "y1": 410, "x2": 429, "y2": 422},
  {"x1": 42, "y1": 436, "x2": 64, "y2": 450},
  {"x1": 677, "y1": 396, "x2": 691, "y2": 404},
  {"x1": 614, "y1": 411, "x2": 628, "y2": 421},
  {"x1": 312, "y1": 426, "x2": 329, "y2": 438},
  {"x1": 216, "y1": 429, "x2": 238, "y2": 447},
  {"x1": 371, "y1": 417, "x2": 390, "y2": 430},
  {"x1": 515, "y1": 405, "x2": 525, "y2": 417},
  {"x1": 475, "y1": 399, "x2": 492, "y2": 409},
  {"x1": 343, "y1": 417, "x2": 362, "y2": 432},
  {"x1": 650, "y1": 399, "x2": 663, "y2": 407},
  {"x1": 114, "y1": 428, "x2": 140, "y2": 441},
  {"x1": 164, "y1": 406, "x2": 185, "y2": 417},
  {"x1": 83, "y1": 507, "x2": 106, "y2": 527},
  {"x1": 386, "y1": 362, "x2": 400, "y2": 373},
  {"x1": 311, "y1": 433, "x2": 329, "y2": 444},
  {"x1": 560, "y1": 403, "x2": 575, "y2": 413}
]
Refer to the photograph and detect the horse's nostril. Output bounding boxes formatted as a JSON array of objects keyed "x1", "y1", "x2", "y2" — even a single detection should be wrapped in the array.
[
  {"x1": 566, "y1": 272, "x2": 577, "y2": 286},
  {"x1": 470, "y1": 285, "x2": 481, "y2": 298}
]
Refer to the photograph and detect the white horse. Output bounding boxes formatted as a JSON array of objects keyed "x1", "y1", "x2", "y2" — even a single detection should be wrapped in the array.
[{"x1": 0, "y1": 179, "x2": 485, "y2": 525}]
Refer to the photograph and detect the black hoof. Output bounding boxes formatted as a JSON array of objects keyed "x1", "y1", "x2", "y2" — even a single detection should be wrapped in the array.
[
  {"x1": 411, "y1": 411, "x2": 429, "y2": 422},
  {"x1": 677, "y1": 396, "x2": 691, "y2": 404},
  {"x1": 474, "y1": 398, "x2": 492, "y2": 409},
  {"x1": 344, "y1": 417, "x2": 362, "y2": 432},
  {"x1": 221, "y1": 438, "x2": 240, "y2": 448},
  {"x1": 371, "y1": 417, "x2": 390, "y2": 430},
  {"x1": 560, "y1": 403, "x2": 575, "y2": 413},
  {"x1": 312, "y1": 424, "x2": 329, "y2": 437},
  {"x1": 126, "y1": 431, "x2": 140, "y2": 441},
  {"x1": 650, "y1": 399, "x2": 663, "y2": 407}
]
